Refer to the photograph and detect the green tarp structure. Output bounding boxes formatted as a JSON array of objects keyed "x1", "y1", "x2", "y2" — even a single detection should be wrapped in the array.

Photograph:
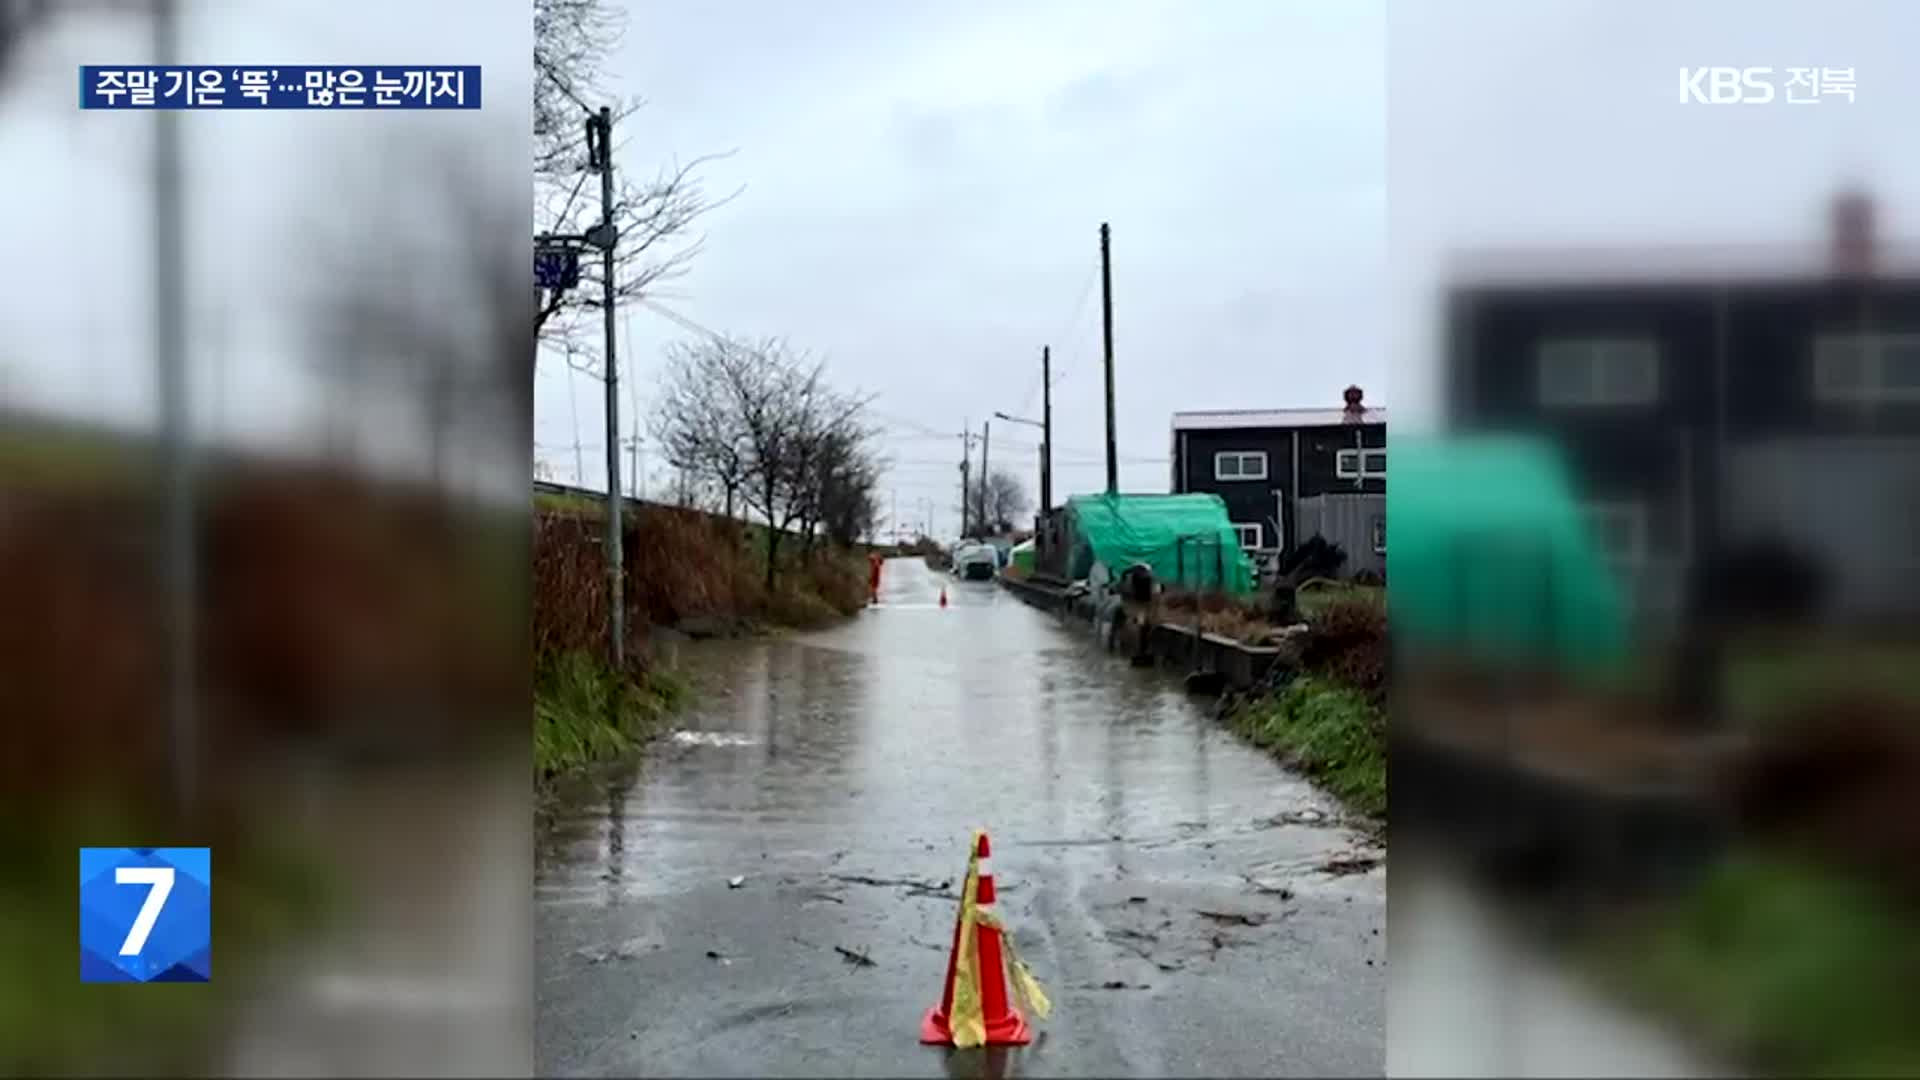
[
  {"x1": 1061, "y1": 492, "x2": 1256, "y2": 596},
  {"x1": 1009, "y1": 538, "x2": 1035, "y2": 575},
  {"x1": 1389, "y1": 434, "x2": 1629, "y2": 676}
]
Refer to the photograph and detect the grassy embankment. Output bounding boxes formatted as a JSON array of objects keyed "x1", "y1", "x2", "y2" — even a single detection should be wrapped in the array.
[
  {"x1": 2, "y1": 423, "x2": 519, "y2": 1071},
  {"x1": 1596, "y1": 851, "x2": 1920, "y2": 1076},
  {"x1": 1214, "y1": 585, "x2": 1388, "y2": 819},
  {"x1": 532, "y1": 494, "x2": 871, "y2": 777},
  {"x1": 1594, "y1": 636, "x2": 1920, "y2": 1076}
]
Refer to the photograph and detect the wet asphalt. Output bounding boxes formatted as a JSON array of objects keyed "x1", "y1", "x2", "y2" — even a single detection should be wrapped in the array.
[{"x1": 535, "y1": 558, "x2": 1386, "y2": 1077}]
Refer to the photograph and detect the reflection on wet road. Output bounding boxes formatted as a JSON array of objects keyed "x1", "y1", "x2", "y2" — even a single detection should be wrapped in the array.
[{"x1": 536, "y1": 559, "x2": 1385, "y2": 1077}]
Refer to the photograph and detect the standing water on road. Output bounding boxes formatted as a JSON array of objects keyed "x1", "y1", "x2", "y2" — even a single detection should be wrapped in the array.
[{"x1": 536, "y1": 558, "x2": 1385, "y2": 1077}]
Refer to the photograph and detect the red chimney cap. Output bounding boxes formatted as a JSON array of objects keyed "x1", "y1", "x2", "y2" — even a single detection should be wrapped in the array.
[{"x1": 1832, "y1": 188, "x2": 1876, "y2": 277}]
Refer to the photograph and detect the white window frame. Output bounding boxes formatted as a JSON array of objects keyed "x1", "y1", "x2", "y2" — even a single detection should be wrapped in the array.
[
  {"x1": 1371, "y1": 515, "x2": 1385, "y2": 555},
  {"x1": 1581, "y1": 500, "x2": 1648, "y2": 567},
  {"x1": 1336, "y1": 447, "x2": 1387, "y2": 480},
  {"x1": 1812, "y1": 331, "x2": 1920, "y2": 403},
  {"x1": 1230, "y1": 522, "x2": 1263, "y2": 550},
  {"x1": 1537, "y1": 337, "x2": 1660, "y2": 406},
  {"x1": 1213, "y1": 450, "x2": 1269, "y2": 482}
]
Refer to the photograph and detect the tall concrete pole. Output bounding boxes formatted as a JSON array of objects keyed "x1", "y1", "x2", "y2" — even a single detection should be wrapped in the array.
[
  {"x1": 1100, "y1": 222, "x2": 1117, "y2": 495},
  {"x1": 154, "y1": 0, "x2": 195, "y2": 810},
  {"x1": 595, "y1": 106, "x2": 625, "y2": 671},
  {"x1": 1041, "y1": 345, "x2": 1052, "y2": 512}
]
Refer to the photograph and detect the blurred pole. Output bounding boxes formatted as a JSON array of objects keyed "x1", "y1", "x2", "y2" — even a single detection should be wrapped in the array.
[
  {"x1": 979, "y1": 420, "x2": 990, "y2": 530},
  {"x1": 1100, "y1": 222, "x2": 1117, "y2": 496},
  {"x1": 154, "y1": 0, "x2": 195, "y2": 810},
  {"x1": 596, "y1": 106, "x2": 624, "y2": 672},
  {"x1": 1041, "y1": 344, "x2": 1052, "y2": 512}
]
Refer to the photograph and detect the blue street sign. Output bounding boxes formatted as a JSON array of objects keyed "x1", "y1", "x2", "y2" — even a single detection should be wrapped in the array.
[{"x1": 536, "y1": 247, "x2": 580, "y2": 290}]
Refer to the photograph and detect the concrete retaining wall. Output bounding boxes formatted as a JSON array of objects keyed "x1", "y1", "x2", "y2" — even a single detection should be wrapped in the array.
[{"x1": 999, "y1": 574, "x2": 1285, "y2": 691}]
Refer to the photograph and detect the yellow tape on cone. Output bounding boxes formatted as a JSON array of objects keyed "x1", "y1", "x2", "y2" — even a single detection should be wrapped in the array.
[
  {"x1": 946, "y1": 830, "x2": 1051, "y2": 1049},
  {"x1": 948, "y1": 832, "x2": 987, "y2": 1048}
]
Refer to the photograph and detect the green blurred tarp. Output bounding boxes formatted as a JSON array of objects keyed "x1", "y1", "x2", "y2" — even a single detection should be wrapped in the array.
[
  {"x1": 1009, "y1": 538, "x2": 1035, "y2": 575},
  {"x1": 1062, "y1": 492, "x2": 1255, "y2": 596},
  {"x1": 1389, "y1": 435, "x2": 1629, "y2": 675}
]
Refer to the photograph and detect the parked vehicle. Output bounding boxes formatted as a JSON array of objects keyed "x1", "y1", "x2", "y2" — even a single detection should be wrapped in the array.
[{"x1": 952, "y1": 543, "x2": 998, "y2": 581}]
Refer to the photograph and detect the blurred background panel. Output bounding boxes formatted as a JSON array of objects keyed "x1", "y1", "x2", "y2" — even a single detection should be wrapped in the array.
[
  {"x1": 1388, "y1": 1, "x2": 1920, "y2": 1076},
  {"x1": 0, "y1": 1, "x2": 532, "y2": 1075}
]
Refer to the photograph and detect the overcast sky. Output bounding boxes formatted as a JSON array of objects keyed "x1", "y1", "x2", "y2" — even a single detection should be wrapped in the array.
[
  {"x1": 4, "y1": 2, "x2": 1914, "y2": 525},
  {"x1": 536, "y1": 0, "x2": 1387, "y2": 533},
  {"x1": 0, "y1": 0, "x2": 530, "y2": 494}
]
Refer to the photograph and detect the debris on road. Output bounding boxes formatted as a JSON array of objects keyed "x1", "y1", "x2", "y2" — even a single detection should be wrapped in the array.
[
  {"x1": 827, "y1": 872, "x2": 951, "y2": 896},
  {"x1": 833, "y1": 945, "x2": 877, "y2": 968},
  {"x1": 1258, "y1": 808, "x2": 1329, "y2": 828},
  {"x1": 728, "y1": 875, "x2": 746, "y2": 889},
  {"x1": 1242, "y1": 874, "x2": 1295, "y2": 899},
  {"x1": 1320, "y1": 852, "x2": 1383, "y2": 876},
  {"x1": 574, "y1": 936, "x2": 659, "y2": 964},
  {"x1": 1081, "y1": 980, "x2": 1151, "y2": 991},
  {"x1": 1127, "y1": 895, "x2": 1148, "y2": 904},
  {"x1": 1195, "y1": 909, "x2": 1270, "y2": 927},
  {"x1": 705, "y1": 949, "x2": 733, "y2": 966}
]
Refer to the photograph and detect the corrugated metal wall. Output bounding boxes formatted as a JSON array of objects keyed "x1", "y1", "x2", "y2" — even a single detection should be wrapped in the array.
[
  {"x1": 1727, "y1": 439, "x2": 1920, "y2": 621},
  {"x1": 1296, "y1": 493, "x2": 1386, "y2": 579}
]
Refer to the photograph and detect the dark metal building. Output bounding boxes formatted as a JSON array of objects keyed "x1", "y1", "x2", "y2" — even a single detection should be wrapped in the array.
[
  {"x1": 1443, "y1": 191, "x2": 1920, "y2": 627},
  {"x1": 1169, "y1": 388, "x2": 1386, "y2": 579}
]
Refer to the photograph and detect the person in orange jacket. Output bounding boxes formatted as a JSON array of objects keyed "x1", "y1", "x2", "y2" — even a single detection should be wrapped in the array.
[{"x1": 868, "y1": 551, "x2": 884, "y2": 603}]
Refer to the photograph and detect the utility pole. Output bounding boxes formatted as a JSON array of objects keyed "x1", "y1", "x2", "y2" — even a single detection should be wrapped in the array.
[
  {"x1": 589, "y1": 105, "x2": 625, "y2": 670},
  {"x1": 1100, "y1": 222, "x2": 1118, "y2": 495},
  {"x1": 980, "y1": 420, "x2": 991, "y2": 532},
  {"x1": 1041, "y1": 345, "x2": 1053, "y2": 513},
  {"x1": 154, "y1": 0, "x2": 194, "y2": 811},
  {"x1": 959, "y1": 418, "x2": 972, "y2": 538}
]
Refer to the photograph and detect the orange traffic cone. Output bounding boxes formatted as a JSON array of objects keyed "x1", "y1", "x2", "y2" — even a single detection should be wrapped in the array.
[
  {"x1": 939, "y1": 586, "x2": 948, "y2": 608},
  {"x1": 920, "y1": 832, "x2": 1049, "y2": 1047}
]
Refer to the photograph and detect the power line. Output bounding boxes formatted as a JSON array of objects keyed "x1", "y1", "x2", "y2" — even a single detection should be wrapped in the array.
[{"x1": 1015, "y1": 258, "x2": 1101, "y2": 414}]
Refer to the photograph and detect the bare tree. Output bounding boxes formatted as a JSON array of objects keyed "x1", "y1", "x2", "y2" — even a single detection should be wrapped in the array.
[
  {"x1": 817, "y1": 435, "x2": 882, "y2": 547},
  {"x1": 304, "y1": 131, "x2": 532, "y2": 491},
  {"x1": 0, "y1": 1, "x2": 56, "y2": 91},
  {"x1": 797, "y1": 423, "x2": 881, "y2": 552},
  {"x1": 966, "y1": 468, "x2": 1031, "y2": 535},
  {"x1": 649, "y1": 337, "x2": 755, "y2": 518},
  {"x1": 532, "y1": 0, "x2": 740, "y2": 349}
]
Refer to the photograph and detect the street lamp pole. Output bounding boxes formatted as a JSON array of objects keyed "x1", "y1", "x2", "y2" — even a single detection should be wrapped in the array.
[{"x1": 993, "y1": 409, "x2": 1047, "y2": 529}]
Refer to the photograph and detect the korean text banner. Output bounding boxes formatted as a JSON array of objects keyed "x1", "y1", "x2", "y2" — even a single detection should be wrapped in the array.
[{"x1": 78, "y1": 66, "x2": 481, "y2": 109}]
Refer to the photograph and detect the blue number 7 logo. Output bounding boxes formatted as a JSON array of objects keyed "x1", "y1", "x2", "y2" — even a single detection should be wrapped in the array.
[{"x1": 80, "y1": 847, "x2": 211, "y2": 982}]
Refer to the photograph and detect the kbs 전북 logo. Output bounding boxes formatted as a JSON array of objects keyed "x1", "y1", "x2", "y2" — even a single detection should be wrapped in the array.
[{"x1": 79, "y1": 847, "x2": 211, "y2": 982}]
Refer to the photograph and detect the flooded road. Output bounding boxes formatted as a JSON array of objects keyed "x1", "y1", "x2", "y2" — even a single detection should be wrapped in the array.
[{"x1": 535, "y1": 558, "x2": 1385, "y2": 1077}]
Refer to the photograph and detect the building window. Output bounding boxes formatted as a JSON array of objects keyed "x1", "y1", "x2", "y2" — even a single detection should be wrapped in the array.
[
  {"x1": 1537, "y1": 337, "x2": 1659, "y2": 406},
  {"x1": 1231, "y1": 522, "x2": 1263, "y2": 550},
  {"x1": 1813, "y1": 332, "x2": 1920, "y2": 402},
  {"x1": 1336, "y1": 447, "x2": 1387, "y2": 479},
  {"x1": 1581, "y1": 500, "x2": 1647, "y2": 566},
  {"x1": 1371, "y1": 516, "x2": 1385, "y2": 555},
  {"x1": 1214, "y1": 451, "x2": 1268, "y2": 481}
]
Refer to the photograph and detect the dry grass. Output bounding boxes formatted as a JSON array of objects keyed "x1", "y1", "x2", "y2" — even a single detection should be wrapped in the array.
[
  {"x1": 0, "y1": 468, "x2": 525, "y2": 806},
  {"x1": 533, "y1": 502, "x2": 869, "y2": 656},
  {"x1": 1143, "y1": 589, "x2": 1288, "y2": 646}
]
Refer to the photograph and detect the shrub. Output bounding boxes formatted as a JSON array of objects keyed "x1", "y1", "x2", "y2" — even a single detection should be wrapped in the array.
[
  {"x1": 1301, "y1": 597, "x2": 1388, "y2": 705},
  {"x1": 533, "y1": 650, "x2": 686, "y2": 776}
]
